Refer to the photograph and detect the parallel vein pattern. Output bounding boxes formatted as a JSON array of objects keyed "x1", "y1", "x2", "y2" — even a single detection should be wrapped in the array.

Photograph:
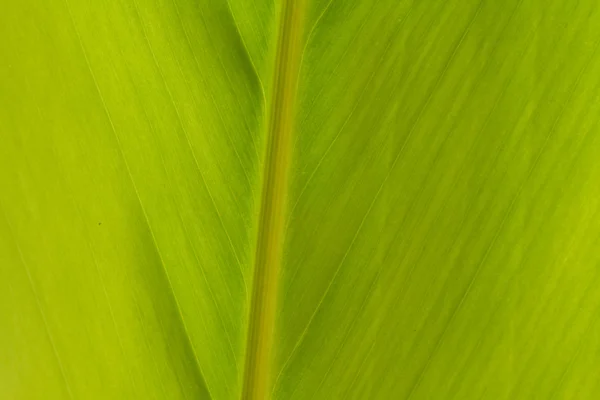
[
  {"x1": 3, "y1": 0, "x2": 600, "y2": 399},
  {"x1": 1, "y1": 0, "x2": 268, "y2": 398},
  {"x1": 276, "y1": 0, "x2": 600, "y2": 398}
]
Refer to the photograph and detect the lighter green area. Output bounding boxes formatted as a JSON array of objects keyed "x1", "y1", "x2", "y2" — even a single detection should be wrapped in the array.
[{"x1": 2, "y1": 0, "x2": 600, "y2": 399}]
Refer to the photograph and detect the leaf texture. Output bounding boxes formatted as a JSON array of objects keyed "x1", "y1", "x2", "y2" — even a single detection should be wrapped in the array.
[{"x1": 2, "y1": 0, "x2": 600, "y2": 399}]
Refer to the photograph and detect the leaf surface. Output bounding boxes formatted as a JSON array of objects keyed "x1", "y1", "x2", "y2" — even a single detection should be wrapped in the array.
[{"x1": 2, "y1": 0, "x2": 600, "y2": 399}]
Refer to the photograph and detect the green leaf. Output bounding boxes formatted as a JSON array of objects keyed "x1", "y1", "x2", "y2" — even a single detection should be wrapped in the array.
[{"x1": 2, "y1": 0, "x2": 600, "y2": 399}]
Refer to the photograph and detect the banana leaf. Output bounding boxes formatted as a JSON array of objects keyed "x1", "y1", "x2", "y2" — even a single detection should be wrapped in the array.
[{"x1": 1, "y1": 0, "x2": 600, "y2": 398}]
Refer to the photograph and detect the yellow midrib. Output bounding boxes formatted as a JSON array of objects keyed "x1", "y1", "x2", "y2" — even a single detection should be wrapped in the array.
[{"x1": 241, "y1": 0, "x2": 306, "y2": 399}]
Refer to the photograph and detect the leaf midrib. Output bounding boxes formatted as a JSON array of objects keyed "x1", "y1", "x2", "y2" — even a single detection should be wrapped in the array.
[{"x1": 241, "y1": 1, "x2": 306, "y2": 399}]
